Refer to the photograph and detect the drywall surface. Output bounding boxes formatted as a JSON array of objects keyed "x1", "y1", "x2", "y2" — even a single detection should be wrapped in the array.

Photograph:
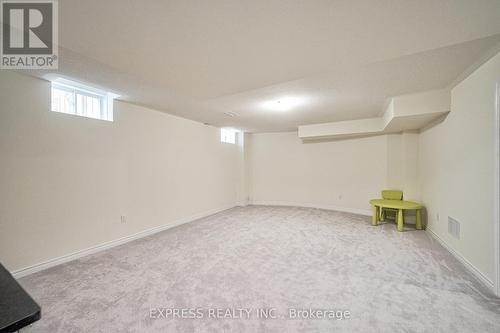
[
  {"x1": 0, "y1": 71, "x2": 242, "y2": 272},
  {"x1": 249, "y1": 132, "x2": 389, "y2": 214},
  {"x1": 386, "y1": 132, "x2": 420, "y2": 202},
  {"x1": 298, "y1": 90, "x2": 450, "y2": 140},
  {"x1": 419, "y1": 51, "x2": 500, "y2": 282}
]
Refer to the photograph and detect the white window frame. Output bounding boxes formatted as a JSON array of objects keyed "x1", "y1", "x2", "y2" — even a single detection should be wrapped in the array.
[
  {"x1": 51, "y1": 79, "x2": 118, "y2": 121},
  {"x1": 221, "y1": 128, "x2": 238, "y2": 144}
]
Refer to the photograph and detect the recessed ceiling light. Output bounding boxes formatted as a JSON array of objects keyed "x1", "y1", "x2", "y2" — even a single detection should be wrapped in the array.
[{"x1": 261, "y1": 96, "x2": 307, "y2": 112}]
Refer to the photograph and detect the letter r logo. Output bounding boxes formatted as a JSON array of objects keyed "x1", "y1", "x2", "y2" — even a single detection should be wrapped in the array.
[{"x1": 2, "y1": 1, "x2": 53, "y2": 54}]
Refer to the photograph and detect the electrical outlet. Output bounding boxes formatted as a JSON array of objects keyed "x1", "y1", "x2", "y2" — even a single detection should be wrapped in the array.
[
  {"x1": 120, "y1": 215, "x2": 126, "y2": 224},
  {"x1": 338, "y1": 194, "x2": 342, "y2": 200},
  {"x1": 436, "y1": 213, "x2": 439, "y2": 221}
]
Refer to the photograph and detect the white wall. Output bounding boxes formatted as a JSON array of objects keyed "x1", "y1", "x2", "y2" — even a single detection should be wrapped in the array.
[
  {"x1": 419, "y1": 51, "x2": 500, "y2": 283},
  {"x1": 386, "y1": 132, "x2": 420, "y2": 202},
  {"x1": 0, "y1": 71, "x2": 243, "y2": 272},
  {"x1": 249, "y1": 132, "x2": 390, "y2": 215},
  {"x1": 249, "y1": 131, "x2": 420, "y2": 216},
  {"x1": 2, "y1": 51, "x2": 499, "y2": 289}
]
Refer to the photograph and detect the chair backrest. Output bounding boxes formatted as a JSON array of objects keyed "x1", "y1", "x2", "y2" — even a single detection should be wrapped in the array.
[{"x1": 382, "y1": 190, "x2": 403, "y2": 200}]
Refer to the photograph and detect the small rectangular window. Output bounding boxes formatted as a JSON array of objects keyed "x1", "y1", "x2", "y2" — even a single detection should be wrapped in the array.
[
  {"x1": 51, "y1": 79, "x2": 118, "y2": 121},
  {"x1": 221, "y1": 128, "x2": 238, "y2": 144}
]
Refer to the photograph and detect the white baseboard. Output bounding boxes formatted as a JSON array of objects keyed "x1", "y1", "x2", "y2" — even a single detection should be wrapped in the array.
[
  {"x1": 426, "y1": 228, "x2": 495, "y2": 292},
  {"x1": 12, "y1": 203, "x2": 495, "y2": 296},
  {"x1": 250, "y1": 200, "x2": 372, "y2": 216},
  {"x1": 11, "y1": 204, "x2": 237, "y2": 278}
]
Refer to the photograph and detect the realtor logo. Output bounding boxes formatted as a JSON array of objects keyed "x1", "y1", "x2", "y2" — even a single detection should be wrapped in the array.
[{"x1": 1, "y1": 0, "x2": 58, "y2": 69}]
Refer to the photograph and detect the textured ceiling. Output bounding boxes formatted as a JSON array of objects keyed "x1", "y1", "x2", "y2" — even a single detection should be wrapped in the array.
[{"x1": 28, "y1": 0, "x2": 500, "y2": 132}]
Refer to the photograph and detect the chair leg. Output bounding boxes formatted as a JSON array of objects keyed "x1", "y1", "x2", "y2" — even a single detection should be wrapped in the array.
[
  {"x1": 397, "y1": 209, "x2": 404, "y2": 232},
  {"x1": 372, "y1": 206, "x2": 379, "y2": 226},
  {"x1": 416, "y1": 209, "x2": 422, "y2": 230},
  {"x1": 380, "y1": 208, "x2": 385, "y2": 222}
]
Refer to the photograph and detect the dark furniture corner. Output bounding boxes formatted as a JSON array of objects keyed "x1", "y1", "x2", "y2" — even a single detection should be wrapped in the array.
[{"x1": 0, "y1": 263, "x2": 41, "y2": 332}]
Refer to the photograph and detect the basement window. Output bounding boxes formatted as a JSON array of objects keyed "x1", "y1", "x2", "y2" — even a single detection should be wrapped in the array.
[
  {"x1": 51, "y1": 79, "x2": 118, "y2": 121},
  {"x1": 221, "y1": 128, "x2": 237, "y2": 144}
]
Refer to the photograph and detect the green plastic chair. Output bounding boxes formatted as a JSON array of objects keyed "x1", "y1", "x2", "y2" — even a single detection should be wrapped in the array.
[
  {"x1": 381, "y1": 190, "x2": 403, "y2": 200},
  {"x1": 380, "y1": 190, "x2": 403, "y2": 221},
  {"x1": 371, "y1": 190, "x2": 423, "y2": 231}
]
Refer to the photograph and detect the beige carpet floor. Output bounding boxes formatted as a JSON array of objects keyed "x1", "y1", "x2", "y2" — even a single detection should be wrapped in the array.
[{"x1": 20, "y1": 205, "x2": 500, "y2": 332}]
